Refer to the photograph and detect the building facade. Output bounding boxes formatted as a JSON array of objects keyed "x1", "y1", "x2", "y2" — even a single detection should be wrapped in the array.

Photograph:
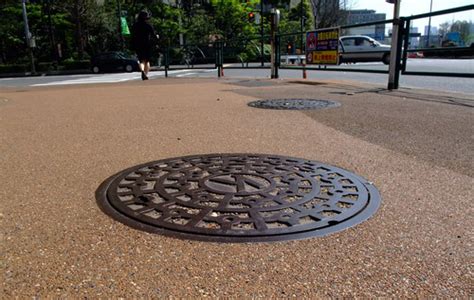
[{"x1": 344, "y1": 9, "x2": 386, "y2": 41}]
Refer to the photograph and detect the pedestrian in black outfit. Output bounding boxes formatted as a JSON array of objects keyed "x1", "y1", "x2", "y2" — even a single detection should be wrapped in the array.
[{"x1": 131, "y1": 11, "x2": 159, "y2": 80}]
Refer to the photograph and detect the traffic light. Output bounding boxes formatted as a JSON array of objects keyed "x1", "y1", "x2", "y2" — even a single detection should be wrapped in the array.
[{"x1": 248, "y1": 12, "x2": 255, "y2": 22}]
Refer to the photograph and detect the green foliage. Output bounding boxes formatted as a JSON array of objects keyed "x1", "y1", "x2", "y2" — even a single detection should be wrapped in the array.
[
  {"x1": 0, "y1": 0, "x2": 337, "y2": 68},
  {"x1": 0, "y1": 64, "x2": 29, "y2": 73},
  {"x1": 148, "y1": 2, "x2": 183, "y2": 46},
  {"x1": 184, "y1": 8, "x2": 216, "y2": 46},
  {"x1": 0, "y1": 4, "x2": 27, "y2": 63},
  {"x1": 210, "y1": 0, "x2": 257, "y2": 41},
  {"x1": 450, "y1": 20, "x2": 472, "y2": 44},
  {"x1": 287, "y1": 0, "x2": 313, "y2": 30},
  {"x1": 61, "y1": 58, "x2": 90, "y2": 70},
  {"x1": 439, "y1": 20, "x2": 473, "y2": 46},
  {"x1": 238, "y1": 41, "x2": 271, "y2": 63}
]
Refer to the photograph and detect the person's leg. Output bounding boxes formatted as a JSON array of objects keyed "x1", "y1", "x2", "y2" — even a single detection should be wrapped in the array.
[
  {"x1": 143, "y1": 60, "x2": 150, "y2": 75},
  {"x1": 138, "y1": 58, "x2": 148, "y2": 80},
  {"x1": 139, "y1": 60, "x2": 146, "y2": 73}
]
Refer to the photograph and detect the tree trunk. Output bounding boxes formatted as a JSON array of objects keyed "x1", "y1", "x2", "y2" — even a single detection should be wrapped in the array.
[{"x1": 74, "y1": 0, "x2": 84, "y2": 59}]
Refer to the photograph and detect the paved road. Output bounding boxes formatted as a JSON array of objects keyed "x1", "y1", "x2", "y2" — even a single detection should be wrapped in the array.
[
  {"x1": 212, "y1": 68, "x2": 474, "y2": 95},
  {"x1": 1, "y1": 59, "x2": 472, "y2": 94},
  {"x1": 0, "y1": 69, "x2": 217, "y2": 87},
  {"x1": 1, "y1": 79, "x2": 472, "y2": 297}
]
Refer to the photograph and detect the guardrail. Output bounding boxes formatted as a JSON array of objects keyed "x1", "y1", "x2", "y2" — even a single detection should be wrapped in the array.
[
  {"x1": 401, "y1": 4, "x2": 474, "y2": 78},
  {"x1": 159, "y1": 4, "x2": 473, "y2": 87}
]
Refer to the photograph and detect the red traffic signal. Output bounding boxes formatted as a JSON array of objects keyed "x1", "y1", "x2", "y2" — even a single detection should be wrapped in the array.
[{"x1": 248, "y1": 12, "x2": 255, "y2": 22}]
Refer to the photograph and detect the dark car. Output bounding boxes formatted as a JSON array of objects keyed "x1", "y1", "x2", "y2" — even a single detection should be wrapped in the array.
[{"x1": 91, "y1": 52, "x2": 140, "y2": 73}]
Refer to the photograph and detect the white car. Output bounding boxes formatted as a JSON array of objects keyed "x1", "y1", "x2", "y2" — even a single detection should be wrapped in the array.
[{"x1": 339, "y1": 35, "x2": 391, "y2": 65}]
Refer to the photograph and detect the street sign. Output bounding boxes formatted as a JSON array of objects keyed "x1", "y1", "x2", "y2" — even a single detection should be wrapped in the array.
[
  {"x1": 305, "y1": 27, "x2": 340, "y2": 65},
  {"x1": 121, "y1": 17, "x2": 130, "y2": 35}
]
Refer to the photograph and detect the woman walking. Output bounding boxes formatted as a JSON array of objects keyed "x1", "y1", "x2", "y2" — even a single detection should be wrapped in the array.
[{"x1": 131, "y1": 11, "x2": 159, "y2": 80}]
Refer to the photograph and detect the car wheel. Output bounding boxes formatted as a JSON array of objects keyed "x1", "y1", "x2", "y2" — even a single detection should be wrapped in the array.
[
  {"x1": 92, "y1": 66, "x2": 100, "y2": 73},
  {"x1": 125, "y1": 64, "x2": 133, "y2": 72},
  {"x1": 382, "y1": 53, "x2": 390, "y2": 65}
]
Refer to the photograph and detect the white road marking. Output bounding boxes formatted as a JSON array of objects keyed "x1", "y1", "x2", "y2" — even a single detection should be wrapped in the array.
[
  {"x1": 30, "y1": 69, "x2": 216, "y2": 86},
  {"x1": 176, "y1": 72, "x2": 197, "y2": 77}
]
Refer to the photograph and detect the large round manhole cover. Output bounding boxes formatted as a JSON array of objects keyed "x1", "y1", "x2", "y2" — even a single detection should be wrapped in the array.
[
  {"x1": 96, "y1": 154, "x2": 380, "y2": 243},
  {"x1": 248, "y1": 99, "x2": 340, "y2": 110}
]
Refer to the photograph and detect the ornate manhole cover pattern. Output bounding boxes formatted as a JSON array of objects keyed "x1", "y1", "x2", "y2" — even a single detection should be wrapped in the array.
[
  {"x1": 248, "y1": 99, "x2": 340, "y2": 110},
  {"x1": 96, "y1": 154, "x2": 380, "y2": 242}
]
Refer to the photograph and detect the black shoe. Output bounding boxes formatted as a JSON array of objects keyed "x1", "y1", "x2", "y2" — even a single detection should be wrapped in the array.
[{"x1": 141, "y1": 71, "x2": 148, "y2": 80}]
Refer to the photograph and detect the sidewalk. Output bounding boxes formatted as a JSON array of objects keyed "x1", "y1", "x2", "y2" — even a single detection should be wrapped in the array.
[{"x1": 1, "y1": 78, "x2": 472, "y2": 297}]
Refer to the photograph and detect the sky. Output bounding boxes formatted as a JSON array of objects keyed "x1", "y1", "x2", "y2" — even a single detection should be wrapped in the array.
[{"x1": 350, "y1": 0, "x2": 473, "y2": 31}]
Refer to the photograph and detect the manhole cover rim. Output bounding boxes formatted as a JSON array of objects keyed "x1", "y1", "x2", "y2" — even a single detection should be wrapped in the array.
[
  {"x1": 248, "y1": 99, "x2": 341, "y2": 110},
  {"x1": 96, "y1": 153, "x2": 381, "y2": 243}
]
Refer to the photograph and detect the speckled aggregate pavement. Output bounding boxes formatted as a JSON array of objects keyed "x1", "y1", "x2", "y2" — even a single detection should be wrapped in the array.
[{"x1": 1, "y1": 78, "x2": 473, "y2": 297}]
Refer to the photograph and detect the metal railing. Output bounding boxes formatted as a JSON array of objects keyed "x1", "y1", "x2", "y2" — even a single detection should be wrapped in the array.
[
  {"x1": 401, "y1": 4, "x2": 474, "y2": 78},
  {"x1": 159, "y1": 4, "x2": 473, "y2": 87}
]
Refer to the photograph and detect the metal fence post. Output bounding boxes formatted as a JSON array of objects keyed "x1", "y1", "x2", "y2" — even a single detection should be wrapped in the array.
[
  {"x1": 215, "y1": 41, "x2": 223, "y2": 78},
  {"x1": 393, "y1": 18, "x2": 406, "y2": 89},
  {"x1": 401, "y1": 18, "x2": 411, "y2": 73},
  {"x1": 220, "y1": 41, "x2": 224, "y2": 77},
  {"x1": 388, "y1": 0, "x2": 401, "y2": 90},
  {"x1": 270, "y1": 9, "x2": 280, "y2": 79},
  {"x1": 164, "y1": 47, "x2": 169, "y2": 78},
  {"x1": 275, "y1": 35, "x2": 280, "y2": 79}
]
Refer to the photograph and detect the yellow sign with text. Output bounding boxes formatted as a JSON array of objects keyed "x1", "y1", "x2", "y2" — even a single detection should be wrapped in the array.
[{"x1": 311, "y1": 51, "x2": 338, "y2": 65}]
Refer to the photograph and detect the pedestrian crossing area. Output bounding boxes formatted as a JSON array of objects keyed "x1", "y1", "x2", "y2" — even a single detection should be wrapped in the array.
[{"x1": 30, "y1": 69, "x2": 216, "y2": 87}]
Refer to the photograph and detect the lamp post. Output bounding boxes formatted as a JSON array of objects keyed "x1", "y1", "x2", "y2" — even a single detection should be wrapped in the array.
[
  {"x1": 426, "y1": 0, "x2": 433, "y2": 47},
  {"x1": 116, "y1": 0, "x2": 124, "y2": 50},
  {"x1": 46, "y1": 0, "x2": 58, "y2": 64},
  {"x1": 21, "y1": 0, "x2": 35, "y2": 74},
  {"x1": 300, "y1": 0, "x2": 305, "y2": 51},
  {"x1": 260, "y1": 0, "x2": 264, "y2": 66}
]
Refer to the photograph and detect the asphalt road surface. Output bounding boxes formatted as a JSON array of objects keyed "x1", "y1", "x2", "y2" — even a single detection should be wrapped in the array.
[{"x1": 1, "y1": 59, "x2": 472, "y2": 94}]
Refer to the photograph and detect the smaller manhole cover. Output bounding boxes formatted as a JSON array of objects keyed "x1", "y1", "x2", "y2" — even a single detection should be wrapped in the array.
[{"x1": 248, "y1": 99, "x2": 340, "y2": 110}]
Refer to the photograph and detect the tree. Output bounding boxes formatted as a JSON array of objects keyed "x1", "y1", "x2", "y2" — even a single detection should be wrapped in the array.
[
  {"x1": 147, "y1": 2, "x2": 183, "y2": 47},
  {"x1": 450, "y1": 20, "x2": 472, "y2": 45},
  {"x1": 439, "y1": 20, "x2": 473, "y2": 46},
  {"x1": 0, "y1": 4, "x2": 27, "y2": 64},
  {"x1": 184, "y1": 8, "x2": 216, "y2": 45},
  {"x1": 210, "y1": 0, "x2": 257, "y2": 42},
  {"x1": 310, "y1": 0, "x2": 349, "y2": 28},
  {"x1": 288, "y1": 0, "x2": 313, "y2": 31}
]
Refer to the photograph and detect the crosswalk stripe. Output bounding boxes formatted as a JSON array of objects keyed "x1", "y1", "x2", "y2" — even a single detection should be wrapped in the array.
[{"x1": 30, "y1": 69, "x2": 216, "y2": 87}]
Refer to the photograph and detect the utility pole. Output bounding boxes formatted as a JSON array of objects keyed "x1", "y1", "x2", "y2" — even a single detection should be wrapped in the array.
[
  {"x1": 46, "y1": 0, "x2": 58, "y2": 65},
  {"x1": 178, "y1": 0, "x2": 184, "y2": 46},
  {"x1": 117, "y1": 0, "x2": 124, "y2": 50},
  {"x1": 260, "y1": 0, "x2": 264, "y2": 66},
  {"x1": 387, "y1": 0, "x2": 401, "y2": 90},
  {"x1": 300, "y1": 0, "x2": 305, "y2": 51},
  {"x1": 426, "y1": 0, "x2": 433, "y2": 47},
  {"x1": 21, "y1": 0, "x2": 35, "y2": 74}
]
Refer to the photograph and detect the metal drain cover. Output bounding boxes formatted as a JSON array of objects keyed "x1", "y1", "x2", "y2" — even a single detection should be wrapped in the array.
[
  {"x1": 248, "y1": 99, "x2": 340, "y2": 110},
  {"x1": 96, "y1": 154, "x2": 380, "y2": 243}
]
